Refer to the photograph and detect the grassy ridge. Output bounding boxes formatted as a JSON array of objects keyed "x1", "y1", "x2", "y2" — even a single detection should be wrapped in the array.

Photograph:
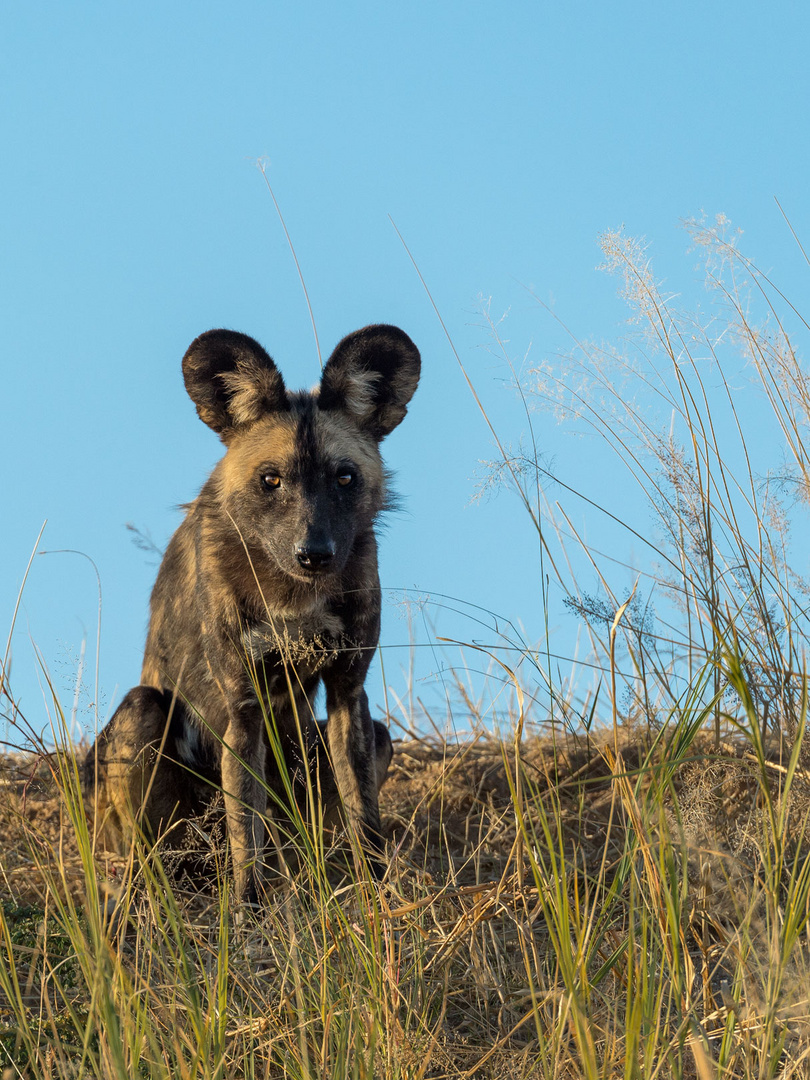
[{"x1": 1, "y1": 691, "x2": 809, "y2": 1078}]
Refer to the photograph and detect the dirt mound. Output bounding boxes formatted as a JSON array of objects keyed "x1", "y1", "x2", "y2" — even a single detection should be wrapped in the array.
[
  {"x1": 2, "y1": 727, "x2": 809, "y2": 1078},
  {"x1": 0, "y1": 728, "x2": 778, "y2": 905}
]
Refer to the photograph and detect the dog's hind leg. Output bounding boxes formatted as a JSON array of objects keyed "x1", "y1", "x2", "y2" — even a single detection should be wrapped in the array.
[{"x1": 83, "y1": 686, "x2": 209, "y2": 854}]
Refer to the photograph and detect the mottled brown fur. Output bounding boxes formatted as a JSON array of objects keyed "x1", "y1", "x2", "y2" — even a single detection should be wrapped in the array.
[{"x1": 84, "y1": 325, "x2": 420, "y2": 903}]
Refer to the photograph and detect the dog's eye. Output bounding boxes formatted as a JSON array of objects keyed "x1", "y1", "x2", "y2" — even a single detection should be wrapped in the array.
[
  {"x1": 336, "y1": 472, "x2": 354, "y2": 488},
  {"x1": 262, "y1": 473, "x2": 282, "y2": 491}
]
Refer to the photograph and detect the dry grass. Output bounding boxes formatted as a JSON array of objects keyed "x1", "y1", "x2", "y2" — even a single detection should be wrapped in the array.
[{"x1": 1, "y1": 704, "x2": 810, "y2": 1078}]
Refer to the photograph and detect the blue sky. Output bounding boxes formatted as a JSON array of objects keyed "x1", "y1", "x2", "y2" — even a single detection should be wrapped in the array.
[{"x1": 3, "y1": 1, "x2": 810, "y2": 743}]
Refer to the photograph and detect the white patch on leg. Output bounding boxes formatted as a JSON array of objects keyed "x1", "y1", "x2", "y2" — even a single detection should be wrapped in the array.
[{"x1": 175, "y1": 721, "x2": 203, "y2": 766}]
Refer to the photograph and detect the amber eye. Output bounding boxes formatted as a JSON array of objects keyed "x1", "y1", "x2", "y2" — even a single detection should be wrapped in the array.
[
  {"x1": 262, "y1": 473, "x2": 282, "y2": 491},
  {"x1": 336, "y1": 472, "x2": 354, "y2": 488}
]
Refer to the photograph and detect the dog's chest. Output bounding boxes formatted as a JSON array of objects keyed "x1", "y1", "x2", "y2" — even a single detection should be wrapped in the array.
[{"x1": 240, "y1": 607, "x2": 346, "y2": 683}]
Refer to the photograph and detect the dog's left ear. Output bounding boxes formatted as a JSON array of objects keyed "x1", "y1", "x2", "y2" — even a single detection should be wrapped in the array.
[{"x1": 319, "y1": 325, "x2": 421, "y2": 440}]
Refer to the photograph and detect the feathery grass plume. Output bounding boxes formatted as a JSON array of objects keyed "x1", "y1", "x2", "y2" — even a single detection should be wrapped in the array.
[{"x1": 512, "y1": 218, "x2": 810, "y2": 756}]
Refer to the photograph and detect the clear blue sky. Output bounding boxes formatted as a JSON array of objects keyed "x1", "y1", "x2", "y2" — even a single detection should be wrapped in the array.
[{"x1": 3, "y1": 1, "x2": 810, "y2": 743}]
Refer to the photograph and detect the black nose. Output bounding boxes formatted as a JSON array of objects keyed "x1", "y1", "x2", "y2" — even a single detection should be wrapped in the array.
[{"x1": 295, "y1": 543, "x2": 335, "y2": 571}]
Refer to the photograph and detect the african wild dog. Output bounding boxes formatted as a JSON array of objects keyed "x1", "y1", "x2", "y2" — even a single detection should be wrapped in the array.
[{"x1": 84, "y1": 325, "x2": 420, "y2": 903}]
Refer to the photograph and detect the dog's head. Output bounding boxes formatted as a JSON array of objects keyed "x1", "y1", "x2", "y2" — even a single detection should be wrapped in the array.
[{"x1": 182, "y1": 326, "x2": 420, "y2": 583}]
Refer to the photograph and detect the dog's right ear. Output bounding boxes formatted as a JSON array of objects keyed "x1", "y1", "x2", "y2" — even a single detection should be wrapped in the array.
[{"x1": 182, "y1": 330, "x2": 289, "y2": 441}]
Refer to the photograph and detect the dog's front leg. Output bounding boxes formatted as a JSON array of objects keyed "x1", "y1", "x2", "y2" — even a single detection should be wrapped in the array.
[
  {"x1": 220, "y1": 710, "x2": 268, "y2": 906},
  {"x1": 323, "y1": 683, "x2": 385, "y2": 876}
]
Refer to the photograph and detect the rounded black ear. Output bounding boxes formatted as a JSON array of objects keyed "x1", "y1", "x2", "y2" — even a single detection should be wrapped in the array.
[
  {"x1": 182, "y1": 330, "x2": 289, "y2": 439},
  {"x1": 318, "y1": 325, "x2": 421, "y2": 440}
]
